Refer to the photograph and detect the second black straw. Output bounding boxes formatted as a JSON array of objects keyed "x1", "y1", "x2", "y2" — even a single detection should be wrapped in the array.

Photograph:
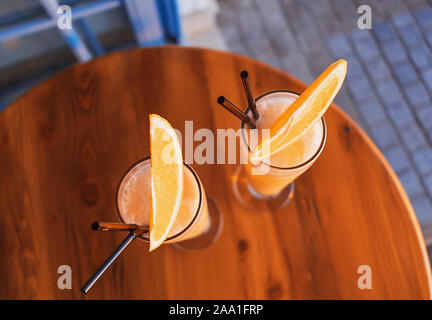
[
  {"x1": 241, "y1": 71, "x2": 259, "y2": 120},
  {"x1": 217, "y1": 96, "x2": 256, "y2": 129}
]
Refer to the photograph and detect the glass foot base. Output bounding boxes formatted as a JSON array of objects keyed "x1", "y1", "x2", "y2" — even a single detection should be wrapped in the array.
[
  {"x1": 232, "y1": 166, "x2": 295, "y2": 212},
  {"x1": 172, "y1": 196, "x2": 223, "y2": 251}
]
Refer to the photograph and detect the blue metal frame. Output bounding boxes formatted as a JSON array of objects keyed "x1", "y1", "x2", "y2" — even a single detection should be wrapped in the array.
[
  {"x1": 0, "y1": 0, "x2": 183, "y2": 53},
  {"x1": 0, "y1": 0, "x2": 183, "y2": 110},
  {"x1": 76, "y1": 19, "x2": 105, "y2": 56},
  {"x1": 40, "y1": 0, "x2": 92, "y2": 62},
  {"x1": 0, "y1": 0, "x2": 182, "y2": 111},
  {"x1": 155, "y1": 0, "x2": 183, "y2": 44},
  {"x1": 123, "y1": 0, "x2": 165, "y2": 47},
  {"x1": 0, "y1": 0, "x2": 122, "y2": 43},
  {"x1": 123, "y1": 0, "x2": 183, "y2": 46}
]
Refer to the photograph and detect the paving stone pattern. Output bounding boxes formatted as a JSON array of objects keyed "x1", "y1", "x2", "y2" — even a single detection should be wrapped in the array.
[{"x1": 216, "y1": 0, "x2": 432, "y2": 243}]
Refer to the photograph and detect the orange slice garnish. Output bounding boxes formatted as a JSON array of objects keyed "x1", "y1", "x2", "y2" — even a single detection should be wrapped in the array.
[
  {"x1": 250, "y1": 59, "x2": 347, "y2": 162},
  {"x1": 149, "y1": 114, "x2": 183, "y2": 251}
]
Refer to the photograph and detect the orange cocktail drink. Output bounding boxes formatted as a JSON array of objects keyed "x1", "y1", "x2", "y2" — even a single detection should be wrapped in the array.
[
  {"x1": 232, "y1": 60, "x2": 346, "y2": 209},
  {"x1": 241, "y1": 91, "x2": 327, "y2": 197},
  {"x1": 115, "y1": 114, "x2": 221, "y2": 252}
]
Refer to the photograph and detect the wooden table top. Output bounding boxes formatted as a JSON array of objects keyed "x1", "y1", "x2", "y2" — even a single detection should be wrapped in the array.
[{"x1": 1, "y1": 47, "x2": 431, "y2": 299}]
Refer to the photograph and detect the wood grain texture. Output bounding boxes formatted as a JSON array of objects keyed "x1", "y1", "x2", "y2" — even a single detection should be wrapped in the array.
[{"x1": 0, "y1": 47, "x2": 430, "y2": 299}]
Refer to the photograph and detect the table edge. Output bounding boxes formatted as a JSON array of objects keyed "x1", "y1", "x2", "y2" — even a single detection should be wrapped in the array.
[{"x1": 3, "y1": 46, "x2": 432, "y2": 299}]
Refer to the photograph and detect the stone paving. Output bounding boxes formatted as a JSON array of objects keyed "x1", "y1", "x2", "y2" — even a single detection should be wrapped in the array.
[{"x1": 216, "y1": 0, "x2": 432, "y2": 243}]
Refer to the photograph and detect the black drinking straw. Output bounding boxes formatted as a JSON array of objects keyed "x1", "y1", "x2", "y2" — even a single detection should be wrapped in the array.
[
  {"x1": 217, "y1": 96, "x2": 256, "y2": 129},
  {"x1": 91, "y1": 221, "x2": 143, "y2": 232},
  {"x1": 240, "y1": 70, "x2": 259, "y2": 120},
  {"x1": 81, "y1": 224, "x2": 147, "y2": 294}
]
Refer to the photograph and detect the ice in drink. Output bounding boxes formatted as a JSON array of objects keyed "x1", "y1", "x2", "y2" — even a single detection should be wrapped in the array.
[
  {"x1": 116, "y1": 159, "x2": 209, "y2": 243},
  {"x1": 242, "y1": 91, "x2": 326, "y2": 197}
]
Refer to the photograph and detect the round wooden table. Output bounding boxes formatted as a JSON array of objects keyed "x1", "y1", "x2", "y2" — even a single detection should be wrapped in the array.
[{"x1": 1, "y1": 47, "x2": 431, "y2": 299}]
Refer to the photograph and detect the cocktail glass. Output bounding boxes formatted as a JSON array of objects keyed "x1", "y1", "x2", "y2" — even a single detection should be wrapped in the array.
[
  {"x1": 116, "y1": 157, "x2": 223, "y2": 250},
  {"x1": 233, "y1": 90, "x2": 327, "y2": 211}
]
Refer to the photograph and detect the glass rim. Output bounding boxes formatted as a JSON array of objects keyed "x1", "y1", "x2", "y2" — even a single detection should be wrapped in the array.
[
  {"x1": 240, "y1": 89, "x2": 327, "y2": 170},
  {"x1": 115, "y1": 156, "x2": 204, "y2": 242}
]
